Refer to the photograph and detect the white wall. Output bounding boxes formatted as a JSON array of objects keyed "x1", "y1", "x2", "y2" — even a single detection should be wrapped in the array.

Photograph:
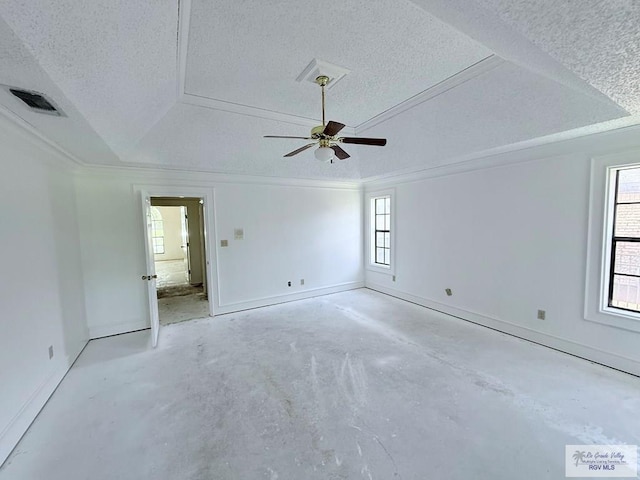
[
  {"x1": 0, "y1": 112, "x2": 88, "y2": 465},
  {"x1": 365, "y1": 125, "x2": 640, "y2": 376},
  {"x1": 214, "y1": 183, "x2": 363, "y2": 309},
  {"x1": 74, "y1": 170, "x2": 363, "y2": 338}
]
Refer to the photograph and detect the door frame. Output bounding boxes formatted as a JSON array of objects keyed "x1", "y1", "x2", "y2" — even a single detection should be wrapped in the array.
[{"x1": 134, "y1": 184, "x2": 218, "y2": 322}]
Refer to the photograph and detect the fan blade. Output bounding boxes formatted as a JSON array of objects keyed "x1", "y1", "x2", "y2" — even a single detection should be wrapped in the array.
[
  {"x1": 331, "y1": 145, "x2": 350, "y2": 160},
  {"x1": 265, "y1": 135, "x2": 313, "y2": 139},
  {"x1": 284, "y1": 143, "x2": 316, "y2": 157},
  {"x1": 341, "y1": 137, "x2": 387, "y2": 146},
  {"x1": 323, "y1": 121, "x2": 345, "y2": 137}
]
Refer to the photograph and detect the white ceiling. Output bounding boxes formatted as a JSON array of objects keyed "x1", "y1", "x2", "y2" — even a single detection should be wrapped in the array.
[
  {"x1": 0, "y1": 0, "x2": 178, "y2": 157},
  {"x1": 0, "y1": 0, "x2": 637, "y2": 180},
  {"x1": 473, "y1": 0, "x2": 640, "y2": 114},
  {"x1": 185, "y1": 0, "x2": 491, "y2": 127}
]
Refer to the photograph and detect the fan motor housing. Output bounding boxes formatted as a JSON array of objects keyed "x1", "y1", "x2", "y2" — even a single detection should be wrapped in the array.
[{"x1": 311, "y1": 125, "x2": 325, "y2": 137}]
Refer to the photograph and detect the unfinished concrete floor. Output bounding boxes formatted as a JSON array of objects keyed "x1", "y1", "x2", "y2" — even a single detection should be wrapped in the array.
[
  {"x1": 2, "y1": 289, "x2": 639, "y2": 479},
  {"x1": 158, "y1": 288, "x2": 210, "y2": 326}
]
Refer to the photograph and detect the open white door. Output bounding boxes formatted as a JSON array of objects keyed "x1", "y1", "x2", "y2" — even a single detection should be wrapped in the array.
[{"x1": 141, "y1": 191, "x2": 160, "y2": 347}]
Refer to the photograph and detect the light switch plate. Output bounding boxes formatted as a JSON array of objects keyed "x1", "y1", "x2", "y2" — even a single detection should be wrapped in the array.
[
  {"x1": 234, "y1": 228, "x2": 244, "y2": 240},
  {"x1": 220, "y1": 239, "x2": 228, "y2": 247}
]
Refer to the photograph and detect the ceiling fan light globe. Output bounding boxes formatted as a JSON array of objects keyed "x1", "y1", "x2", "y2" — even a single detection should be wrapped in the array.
[{"x1": 315, "y1": 146, "x2": 334, "y2": 162}]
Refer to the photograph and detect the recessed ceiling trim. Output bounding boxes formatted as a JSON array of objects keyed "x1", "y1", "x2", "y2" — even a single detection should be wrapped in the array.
[
  {"x1": 177, "y1": 54, "x2": 504, "y2": 136},
  {"x1": 176, "y1": 0, "x2": 192, "y2": 100},
  {"x1": 355, "y1": 55, "x2": 504, "y2": 134},
  {"x1": 181, "y1": 92, "x2": 356, "y2": 134}
]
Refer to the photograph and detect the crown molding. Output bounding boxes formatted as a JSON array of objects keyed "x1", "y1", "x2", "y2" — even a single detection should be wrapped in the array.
[
  {"x1": 180, "y1": 92, "x2": 333, "y2": 129},
  {"x1": 355, "y1": 55, "x2": 504, "y2": 134},
  {"x1": 74, "y1": 163, "x2": 362, "y2": 190},
  {"x1": 361, "y1": 116, "x2": 640, "y2": 188},
  {"x1": 0, "y1": 102, "x2": 85, "y2": 170}
]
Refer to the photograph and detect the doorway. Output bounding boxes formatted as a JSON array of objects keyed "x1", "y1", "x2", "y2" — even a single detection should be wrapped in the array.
[{"x1": 150, "y1": 197, "x2": 209, "y2": 325}]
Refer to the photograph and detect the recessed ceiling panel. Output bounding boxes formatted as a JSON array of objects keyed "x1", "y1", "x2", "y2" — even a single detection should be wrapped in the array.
[{"x1": 185, "y1": 0, "x2": 492, "y2": 126}]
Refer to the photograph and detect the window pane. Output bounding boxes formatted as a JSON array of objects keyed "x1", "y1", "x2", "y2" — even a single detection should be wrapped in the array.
[
  {"x1": 384, "y1": 197, "x2": 390, "y2": 214},
  {"x1": 375, "y1": 198, "x2": 384, "y2": 214},
  {"x1": 383, "y1": 248, "x2": 389, "y2": 265},
  {"x1": 384, "y1": 214, "x2": 390, "y2": 230},
  {"x1": 376, "y1": 232, "x2": 385, "y2": 247},
  {"x1": 615, "y1": 204, "x2": 640, "y2": 237},
  {"x1": 617, "y1": 168, "x2": 640, "y2": 203},
  {"x1": 611, "y1": 274, "x2": 640, "y2": 312},
  {"x1": 376, "y1": 248, "x2": 385, "y2": 264},
  {"x1": 614, "y1": 242, "x2": 640, "y2": 276},
  {"x1": 384, "y1": 232, "x2": 390, "y2": 248},
  {"x1": 376, "y1": 215, "x2": 386, "y2": 230}
]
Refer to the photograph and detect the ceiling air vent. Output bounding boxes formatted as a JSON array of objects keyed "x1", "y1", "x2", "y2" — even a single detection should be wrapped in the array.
[{"x1": 6, "y1": 87, "x2": 64, "y2": 116}]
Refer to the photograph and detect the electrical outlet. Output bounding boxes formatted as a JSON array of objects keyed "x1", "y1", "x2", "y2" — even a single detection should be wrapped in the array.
[
  {"x1": 48, "y1": 345, "x2": 54, "y2": 359},
  {"x1": 300, "y1": 279, "x2": 304, "y2": 285},
  {"x1": 445, "y1": 288, "x2": 452, "y2": 296},
  {"x1": 392, "y1": 275, "x2": 396, "y2": 282},
  {"x1": 287, "y1": 281, "x2": 292, "y2": 287},
  {"x1": 537, "y1": 309, "x2": 546, "y2": 320}
]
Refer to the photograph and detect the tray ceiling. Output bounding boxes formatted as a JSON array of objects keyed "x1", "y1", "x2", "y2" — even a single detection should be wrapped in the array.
[{"x1": 0, "y1": 0, "x2": 637, "y2": 180}]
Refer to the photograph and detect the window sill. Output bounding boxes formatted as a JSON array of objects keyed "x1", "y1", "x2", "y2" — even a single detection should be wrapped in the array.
[
  {"x1": 584, "y1": 306, "x2": 640, "y2": 333},
  {"x1": 366, "y1": 263, "x2": 394, "y2": 276}
]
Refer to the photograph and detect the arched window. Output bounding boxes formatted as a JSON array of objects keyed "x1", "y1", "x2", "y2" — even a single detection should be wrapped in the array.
[{"x1": 151, "y1": 207, "x2": 165, "y2": 254}]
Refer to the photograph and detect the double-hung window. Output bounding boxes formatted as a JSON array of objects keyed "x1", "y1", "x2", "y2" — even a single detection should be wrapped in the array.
[
  {"x1": 368, "y1": 190, "x2": 394, "y2": 273},
  {"x1": 585, "y1": 152, "x2": 640, "y2": 333},
  {"x1": 606, "y1": 166, "x2": 640, "y2": 313},
  {"x1": 374, "y1": 196, "x2": 391, "y2": 266}
]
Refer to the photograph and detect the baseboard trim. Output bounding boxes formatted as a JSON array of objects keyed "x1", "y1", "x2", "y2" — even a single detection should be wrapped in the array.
[
  {"x1": 0, "y1": 341, "x2": 88, "y2": 467},
  {"x1": 366, "y1": 282, "x2": 640, "y2": 377},
  {"x1": 89, "y1": 319, "x2": 149, "y2": 340},
  {"x1": 215, "y1": 281, "x2": 364, "y2": 315}
]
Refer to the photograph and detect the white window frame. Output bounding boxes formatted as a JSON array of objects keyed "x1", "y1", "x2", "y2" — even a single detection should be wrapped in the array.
[
  {"x1": 366, "y1": 189, "x2": 395, "y2": 275},
  {"x1": 585, "y1": 149, "x2": 640, "y2": 332}
]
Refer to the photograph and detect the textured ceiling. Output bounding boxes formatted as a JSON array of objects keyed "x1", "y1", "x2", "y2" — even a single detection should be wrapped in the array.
[
  {"x1": 473, "y1": 0, "x2": 640, "y2": 114},
  {"x1": 185, "y1": 0, "x2": 491, "y2": 127},
  {"x1": 129, "y1": 103, "x2": 362, "y2": 179},
  {"x1": 0, "y1": 17, "x2": 119, "y2": 164},
  {"x1": 0, "y1": 0, "x2": 178, "y2": 157},
  {"x1": 357, "y1": 60, "x2": 626, "y2": 178},
  {"x1": 0, "y1": 0, "x2": 637, "y2": 180}
]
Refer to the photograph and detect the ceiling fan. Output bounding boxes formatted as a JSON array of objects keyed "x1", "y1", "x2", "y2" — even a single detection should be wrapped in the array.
[{"x1": 264, "y1": 75, "x2": 387, "y2": 163}]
